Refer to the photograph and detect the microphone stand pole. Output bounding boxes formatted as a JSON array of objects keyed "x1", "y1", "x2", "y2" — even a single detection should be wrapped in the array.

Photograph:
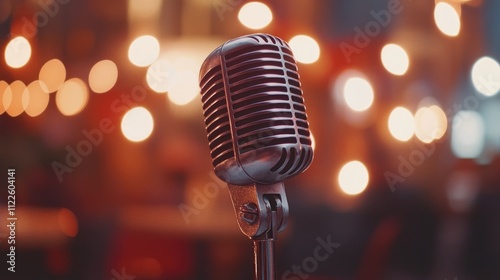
[{"x1": 227, "y1": 182, "x2": 289, "y2": 280}]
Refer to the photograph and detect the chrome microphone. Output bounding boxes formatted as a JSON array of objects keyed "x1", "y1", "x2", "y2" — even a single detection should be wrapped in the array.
[
  {"x1": 199, "y1": 33, "x2": 313, "y2": 185},
  {"x1": 198, "y1": 33, "x2": 313, "y2": 280}
]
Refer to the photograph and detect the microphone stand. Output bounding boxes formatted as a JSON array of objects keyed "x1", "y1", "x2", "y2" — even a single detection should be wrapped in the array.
[{"x1": 227, "y1": 182, "x2": 289, "y2": 280}]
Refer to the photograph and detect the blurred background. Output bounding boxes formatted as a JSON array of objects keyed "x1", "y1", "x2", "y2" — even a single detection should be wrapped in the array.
[{"x1": 0, "y1": 0, "x2": 500, "y2": 279}]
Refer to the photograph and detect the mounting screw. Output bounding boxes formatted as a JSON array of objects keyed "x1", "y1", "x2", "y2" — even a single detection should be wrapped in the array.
[{"x1": 239, "y1": 203, "x2": 259, "y2": 224}]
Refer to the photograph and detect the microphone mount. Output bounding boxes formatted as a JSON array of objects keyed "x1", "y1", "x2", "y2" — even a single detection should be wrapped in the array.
[{"x1": 227, "y1": 182, "x2": 289, "y2": 280}]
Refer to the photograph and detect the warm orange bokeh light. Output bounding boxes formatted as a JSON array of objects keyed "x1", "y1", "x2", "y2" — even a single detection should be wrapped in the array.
[
  {"x1": 56, "y1": 78, "x2": 89, "y2": 116},
  {"x1": 39, "y1": 59, "x2": 66, "y2": 93},
  {"x1": 23, "y1": 80, "x2": 50, "y2": 117}
]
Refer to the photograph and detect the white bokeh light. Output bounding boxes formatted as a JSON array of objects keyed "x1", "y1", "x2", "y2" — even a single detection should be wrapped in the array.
[
  {"x1": 388, "y1": 107, "x2": 415, "y2": 142},
  {"x1": 415, "y1": 107, "x2": 438, "y2": 143},
  {"x1": 451, "y1": 111, "x2": 485, "y2": 159},
  {"x1": 343, "y1": 77, "x2": 374, "y2": 112},
  {"x1": 121, "y1": 106, "x2": 154, "y2": 142},
  {"x1": 289, "y1": 35, "x2": 320, "y2": 64},
  {"x1": 238, "y1": 2, "x2": 273, "y2": 30},
  {"x1": 167, "y1": 70, "x2": 199, "y2": 106},
  {"x1": 128, "y1": 35, "x2": 160, "y2": 67},
  {"x1": 5, "y1": 36, "x2": 31, "y2": 68},
  {"x1": 471, "y1": 56, "x2": 500, "y2": 97},
  {"x1": 146, "y1": 59, "x2": 176, "y2": 93},
  {"x1": 434, "y1": 2, "x2": 461, "y2": 37},
  {"x1": 428, "y1": 105, "x2": 448, "y2": 140},
  {"x1": 338, "y1": 160, "x2": 369, "y2": 196},
  {"x1": 381, "y1": 43, "x2": 410, "y2": 76}
]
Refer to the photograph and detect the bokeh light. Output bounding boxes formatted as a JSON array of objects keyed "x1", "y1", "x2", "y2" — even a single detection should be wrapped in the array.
[
  {"x1": 471, "y1": 56, "x2": 500, "y2": 97},
  {"x1": 0, "y1": 80, "x2": 8, "y2": 115},
  {"x1": 415, "y1": 107, "x2": 438, "y2": 143},
  {"x1": 128, "y1": 35, "x2": 160, "y2": 67},
  {"x1": 381, "y1": 43, "x2": 410, "y2": 76},
  {"x1": 22, "y1": 80, "x2": 50, "y2": 117},
  {"x1": 4, "y1": 36, "x2": 31, "y2": 68},
  {"x1": 414, "y1": 104, "x2": 449, "y2": 143},
  {"x1": 428, "y1": 105, "x2": 448, "y2": 140},
  {"x1": 238, "y1": 2, "x2": 273, "y2": 30},
  {"x1": 3, "y1": 81, "x2": 26, "y2": 117},
  {"x1": 343, "y1": 77, "x2": 374, "y2": 112},
  {"x1": 451, "y1": 111, "x2": 485, "y2": 158},
  {"x1": 56, "y1": 78, "x2": 89, "y2": 116},
  {"x1": 338, "y1": 160, "x2": 369, "y2": 196},
  {"x1": 388, "y1": 107, "x2": 415, "y2": 142},
  {"x1": 39, "y1": 59, "x2": 66, "y2": 93},
  {"x1": 434, "y1": 2, "x2": 461, "y2": 37},
  {"x1": 88, "y1": 60, "x2": 118, "y2": 93},
  {"x1": 58, "y1": 208, "x2": 78, "y2": 237},
  {"x1": 146, "y1": 59, "x2": 176, "y2": 93},
  {"x1": 121, "y1": 106, "x2": 154, "y2": 142},
  {"x1": 481, "y1": 100, "x2": 500, "y2": 154},
  {"x1": 167, "y1": 70, "x2": 199, "y2": 106},
  {"x1": 289, "y1": 35, "x2": 320, "y2": 64}
]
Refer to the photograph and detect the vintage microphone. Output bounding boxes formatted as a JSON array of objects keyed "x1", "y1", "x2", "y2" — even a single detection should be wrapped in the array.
[{"x1": 198, "y1": 33, "x2": 314, "y2": 280}]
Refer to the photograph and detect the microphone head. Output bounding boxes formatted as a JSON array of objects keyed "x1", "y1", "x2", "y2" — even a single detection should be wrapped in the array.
[{"x1": 199, "y1": 33, "x2": 313, "y2": 185}]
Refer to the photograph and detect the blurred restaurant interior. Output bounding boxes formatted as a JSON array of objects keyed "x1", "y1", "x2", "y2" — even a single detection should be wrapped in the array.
[{"x1": 1, "y1": 0, "x2": 500, "y2": 279}]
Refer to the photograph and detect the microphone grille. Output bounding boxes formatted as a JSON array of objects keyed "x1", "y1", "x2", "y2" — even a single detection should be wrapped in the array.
[
  {"x1": 200, "y1": 34, "x2": 313, "y2": 184},
  {"x1": 200, "y1": 64, "x2": 235, "y2": 167},
  {"x1": 225, "y1": 35, "x2": 311, "y2": 172}
]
